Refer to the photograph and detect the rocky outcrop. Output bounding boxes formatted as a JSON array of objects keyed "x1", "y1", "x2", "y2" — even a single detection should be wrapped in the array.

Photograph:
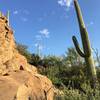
[
  {"x1": 0, "y1": 71, "x2": 54, "y2": 100},
  {"x1": 0, "y1": 13, "x2": 54, "y2": 100},
  {"x1": 0, "y1": 15, "x2": 37, "y2": 74}
]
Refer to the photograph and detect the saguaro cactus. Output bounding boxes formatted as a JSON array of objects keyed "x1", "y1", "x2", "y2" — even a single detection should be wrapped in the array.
[{"x1": 72, "y1": 0, "x2": 97, "y2": 88}]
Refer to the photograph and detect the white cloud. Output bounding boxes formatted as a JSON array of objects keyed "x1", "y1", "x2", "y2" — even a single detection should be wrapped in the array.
[
  {"x1": 89, "y1": 22, "x2": 94, "y2": 25},
  {"x1": 58, "y1": 0, "x2": 73, "y2": 8},
  {"x1": 34, "y1": 29, "x2": 50, "y2": 52},
  {"x1": 39, "y1": 29, "x2": 50, "y2": 38},
  {"x1": 87, "y1": 21, "x2": 94, "y2": 27},
  {"x1": 13, "y1": 10, "x2": 18, "y2": 15},
  {"x1": 58, "y1": 0, "x2": 65, "y2": 6}
]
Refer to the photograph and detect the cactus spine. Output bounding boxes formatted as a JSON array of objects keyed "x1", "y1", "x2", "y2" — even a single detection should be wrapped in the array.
[{"x1": 72, "y1": 0, "x2": 97, "y2": 88}]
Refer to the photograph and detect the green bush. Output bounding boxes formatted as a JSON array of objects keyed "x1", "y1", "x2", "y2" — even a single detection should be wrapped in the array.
[
  {"x1": 16, "y1": 43, "x2": 31, "y2": 63},
  {"x1": 54, "y1": 83, "x2": 100, "y2": 100},
  {"x1": 29, "y1": 53, "x2": 41, "y2": 66}
]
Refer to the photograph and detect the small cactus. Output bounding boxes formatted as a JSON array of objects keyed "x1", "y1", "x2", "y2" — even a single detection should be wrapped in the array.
[
  {"x1": 0, "y1": 11, "x2": 2, "y2": 17},
  {"x1": 72, "y1": 0, "x2": 97, "y2": 88}
]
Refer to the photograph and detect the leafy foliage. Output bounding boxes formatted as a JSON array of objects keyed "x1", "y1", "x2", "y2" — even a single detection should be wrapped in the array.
[
  {"x1": 64, "y1": 47, "x2": 84, "y2": 66},
  {"x1": 29, "y1": 53, "x2": 41, "y2": 66},
  {"x1": 16, "y1": 43, "x2": 31, "y2": 62},
  {"x1": 54, "y1": 84, "x2": 100, "y2": 100}
]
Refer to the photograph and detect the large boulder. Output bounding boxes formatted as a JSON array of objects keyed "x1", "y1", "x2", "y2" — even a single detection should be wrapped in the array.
[
  {"x1": 0, "y1": 71, "x2": 54, "y2": 100},
  {"x1": 0, "y1": 14, "x2": 54, "y2": 100}
]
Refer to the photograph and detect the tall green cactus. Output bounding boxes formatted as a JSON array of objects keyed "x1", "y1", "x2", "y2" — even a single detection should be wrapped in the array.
[{"x1": 72, "y1": 0, "x2": 97, "y2": 88}]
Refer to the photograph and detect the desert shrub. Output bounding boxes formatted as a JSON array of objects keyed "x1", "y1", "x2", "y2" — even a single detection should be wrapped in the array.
[
  {"x1": 16, "y1": 43, "x2": 42, "y2": 66},
  {"x1": 16, "y1": 43, "x2": 31, "y2": 62},
  {"x1": 29, "y1": 53, "x2": 41, "y2": 66},
  {"x1": 42, "y1": 64, "x2": 87, "y2": 90},
  {"x1": 54, "y1": 83, "x2": 100, "y2": 100}
]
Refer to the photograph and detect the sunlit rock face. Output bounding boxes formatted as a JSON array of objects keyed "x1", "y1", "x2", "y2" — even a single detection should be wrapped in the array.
[
  {"x1": 0, "y1": 15, "x2": 37, "y2": 74},
  {"x1": 0, "y1": 15, "x2": 15, "y2": 73},
  {"x1": 0, "y1": 16, "x2": 14, "y2": 63},
  {"x1": 0, "y1": 14, "x2": 54, "y2": 100}
]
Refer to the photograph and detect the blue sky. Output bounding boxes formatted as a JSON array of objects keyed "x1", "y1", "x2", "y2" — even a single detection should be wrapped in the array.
[{"x1": 0, "y1": 0, "x2": 100, "y2": 56}]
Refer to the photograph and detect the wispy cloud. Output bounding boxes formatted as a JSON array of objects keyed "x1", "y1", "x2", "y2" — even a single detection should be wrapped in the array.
[
  {"x1": 13, "y1": 10, "x2": 18, "y2": 15},
  {"x1": 34, "y1": 28, "x2": 50, "y2": 53},
  {"x1": 58, "y1": 0, "x2": 73, "y2": 8},
  {"x1": 13, "y1": 9, "x2": 29, "y2": 22},
  {"x1": 87, "y1": 21, "x2": 94, "y2": 27},
  {"x1": 39, "y1": 29, "x2": 50, "y2": 38},
  {"x1": 13, "y1": 9, "x2": 30, "y2": 15}
]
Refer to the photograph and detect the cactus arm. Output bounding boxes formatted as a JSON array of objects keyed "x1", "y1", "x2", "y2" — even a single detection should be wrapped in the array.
[{"x1": 72, "y1": 36, "x2": 86, "y2": 57}]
